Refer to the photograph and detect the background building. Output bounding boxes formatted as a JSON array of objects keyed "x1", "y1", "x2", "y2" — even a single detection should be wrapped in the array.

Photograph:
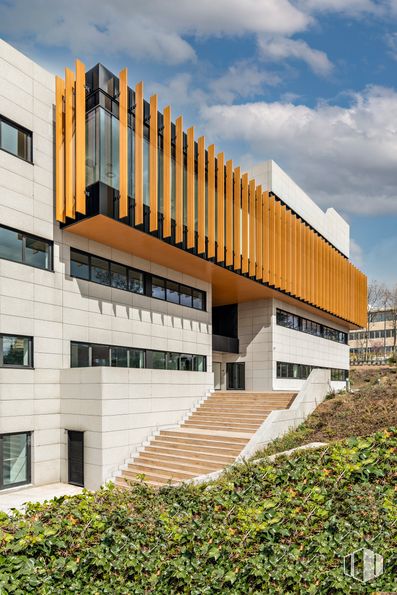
[
  {"x1": 0, "y1": 40, "x2": 366, "y2": 491},
  {"x1": 350, "y1": 308, "x2": 397, "y2": 364}
]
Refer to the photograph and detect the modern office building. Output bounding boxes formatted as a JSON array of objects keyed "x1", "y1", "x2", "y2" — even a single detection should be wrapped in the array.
[
  {"x1": 0, "y1": 39, "x2": 367, "y2": 491},
  {"x1": 350, "y1": 309, "x2": 397, "y2": 364}
]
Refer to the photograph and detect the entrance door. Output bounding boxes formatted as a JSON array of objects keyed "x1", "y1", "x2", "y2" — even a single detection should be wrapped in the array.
[
  {"x1": 213, "y1": 362, "x2": 222, "y2": 390},
  {"x1": 227, "y1": 363, "x2": 245, "y2": 390},
  {"x1": 68, "y1": 431, "x2": 84, "y2": 487}
]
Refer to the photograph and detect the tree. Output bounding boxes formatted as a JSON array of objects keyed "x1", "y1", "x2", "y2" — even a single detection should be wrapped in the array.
[{"x1": 365, "y1": 282, "x2": 388, "y2": 363}]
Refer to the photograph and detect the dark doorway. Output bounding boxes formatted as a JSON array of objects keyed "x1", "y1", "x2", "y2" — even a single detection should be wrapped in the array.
[
  {"x1": 68, "y1": 431, "x2": 84, "y2": 487},
  {"x1": 227, "y1": 363, "x2": 245, "y2": 390}
]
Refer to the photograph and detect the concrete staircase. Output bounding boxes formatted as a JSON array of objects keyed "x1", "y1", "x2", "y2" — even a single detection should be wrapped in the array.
[{"x1": 115, "y1": 391, "x2": 296, "y2": 488}]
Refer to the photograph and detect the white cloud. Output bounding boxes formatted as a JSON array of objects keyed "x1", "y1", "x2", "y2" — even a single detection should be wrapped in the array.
[
  {"x1": 209, "y1": 62, "x2": 280, "y2": 103},
  {"x1": 297, "y1": 0, "x2": 382, "y2": 16},
  {"x1": 0, "y1": 0, "x2": 310, "y2": 65},
  {"x1": 350, "y1": 238, "x2": 364, "y2": 268},
  {"x1": 200, "y1": 86, "x2": 397, "y2": 216},
  {"x1": 258, "y1": 36, "x2": 333, "y2": 76}
]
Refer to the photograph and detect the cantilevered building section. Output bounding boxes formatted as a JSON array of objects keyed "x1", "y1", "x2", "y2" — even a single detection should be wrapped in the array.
[
  {"x1": 55, "y1": 62, "x2": 366, "y2": 330},
  {"x1": 0, "y1": 41, "x2": 366, "y2": 491}
]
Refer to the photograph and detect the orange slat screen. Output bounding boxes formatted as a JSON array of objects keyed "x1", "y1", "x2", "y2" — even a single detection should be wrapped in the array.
[
  {"x1": 149, "y1": 94, "x2": 158, "y2": 231},
  {"x1": 118, "y1": 68, "x2": 128, "y2": 219},
  {"x1": 197, "y1": 136, "x2": 206, "y2": 254},
  {"x1": 134, "y1": 81, "x2": 144, "y2": 226},
  {"x1": 207, "y1": 144, "x2": 216, "y2": 258},
  {"x1": 175, "y1": 115, "x2": 183, "y2": 244},
  {"x1": 162, "y1": 106, "x2": 171, "y2": 238}
]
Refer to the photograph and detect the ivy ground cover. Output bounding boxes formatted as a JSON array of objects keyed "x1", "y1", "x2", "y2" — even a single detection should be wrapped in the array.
[{"x1": 0, "y1": 429, "x2": 396, "y2": 594}]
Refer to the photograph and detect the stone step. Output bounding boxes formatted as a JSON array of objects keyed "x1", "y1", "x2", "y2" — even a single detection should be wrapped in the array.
[
  {"x1": 189, "y1": 411, "x2": 267, "y2": 421},
  {"x1": 144, "y1": 444, "x2": 237, "y2": 462},
  {"x1": 183, "y1": 419, "x2": 261, "y2": 430},
  {"x1": 115, "y1": 476, "x2": 165, "y2": 488},
  {"x1": 184, "y1": 424, "x2": 256, "y2": 434},
  {"x1": 126, "y1": 462, "x2": 198, "y2": 480},
  {"x1": 137, "y1": 453, "x2": 223, "y2": 473},
  {"x1": 160, "y1": 430, "x2": 248, "y2": 444},
  {"x1": 119, "y1": 469, "x2": 180, "y2": 484},
  {"x1": 147, "y1": 441, "x2": 242, "y2": 457}
]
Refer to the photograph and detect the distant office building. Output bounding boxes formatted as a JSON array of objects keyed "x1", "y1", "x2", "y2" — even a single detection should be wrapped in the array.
[{"x1": 350, "y1": 309, "x2": 397, "y2": 364}]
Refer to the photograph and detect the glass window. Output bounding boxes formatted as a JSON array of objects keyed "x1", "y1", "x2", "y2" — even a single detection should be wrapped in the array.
[
  {"x1": 166, "y1": 280, "x2": 179, "y2": 304},
  {"x1": 99, "y1": 109, "x2": 119, "y2": 190},
  {"x1": 194, "y1": 355, "x2": 206, "y2": 372},
  {"x1": 91, "y1": 256, "x2": 110, "y2": 286},
  {"x1": 0, "y1": 118, "x2": 32, "y2": 162},
  {"x1": 180, "y1": 285, "x2": 192, "y2": 308},
  {"x1": 111, "y1": 346, "x2": 128, "y2": 367},
  {"x1": 152, "y1": 277, "x2": 165, "y2": 300},
  {"x1": 111, "y1": 262, "x2": 128, "y2": 291},
  {"x1": 128, "y1": 269, "x2": 144, "y2": 294},
  {"x1": 180, "y1": 354, "x2": 193, "y2": 371},
  {"x1": 150, "y1": 351, "x2": 166, "y2": 369},
  {"x1": 167, "y1": 352, "x2": 180, "y2": 370},
  {"x1": 71, "y1": 342, "x2": 90, "y2": 368},
  {"x1": 91, "y1": 344, "x2": 110, "y2": 366},
  {"x1": 1, "y1": 335, "x2": 31, "y2": 367},
  {"x1": 1, "y1": 432, "x2": 31, "y2": 489},
  {"x1": 0, "y1": 226, "x2": 23, "y2": 263},
  {"x1": 25, "y1": 236, "x2": 50, "y2": 270},
  {"x1": 129, "y1": 349, "x2": 145, "y2": 368},
  {"x1": 192, "y1": 289, "x2": 204, "y2": 311},
  {"x1": 70, "y1": 250, "x2": 90, "y2": 280}
]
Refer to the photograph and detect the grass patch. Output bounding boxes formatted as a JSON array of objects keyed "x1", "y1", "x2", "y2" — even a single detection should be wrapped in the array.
[{"x1": 255, "y1": 367, "x2": 397, "y2": 458}]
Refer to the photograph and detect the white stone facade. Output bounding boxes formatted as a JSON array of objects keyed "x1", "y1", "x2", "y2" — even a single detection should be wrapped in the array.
[{"x1": 0, "y1": 39, "x2": 350, "y2": 492}]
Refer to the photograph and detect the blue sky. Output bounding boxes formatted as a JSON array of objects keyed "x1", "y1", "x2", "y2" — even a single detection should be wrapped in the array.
[{"x1": 1, "y1": 0, "x2": 397, "y2": 284}]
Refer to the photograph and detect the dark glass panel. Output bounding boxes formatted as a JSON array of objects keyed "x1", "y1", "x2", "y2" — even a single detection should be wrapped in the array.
[
  {"x1": 180, "y1": 354, "x2": 193, "y2": 371},
  {"x1": 2, "y1": 335, "x2": 31, "y2": 367},
  {"x1": 150, "y1": 351, "x2": 166, "y2": 369},
  {"x1": 129, "y1": 349, "x2": 145, "y2": 368},
  {"x1": 91, "y1": 256, "x2": 110, "y2": 286},
  {"x1": 2, "y1": 433, "x2": 30, "y2": 487},
  {"x1": 111, "y1": 346, "x2": 128, "y2": 367},
  {"x1": 71, "y1": 342, "x2": 90, "y2": 367},
  {"x1": 70, "y1": 250, "x2": 90, "y2": 280},
  {"x1": 152, "y1": 277, "x2": 165, "y2": 300},
  {"x1": 111, "y1": 262, "x2": 128, "y2": 290},
  {"x1": 167, "y1": 352, "x2": 179, "y2": 370},
  {"x1": 91, "y1": 344, "x2": 110, "y2": 366},
  {"x1": 193, "y1": 355, "x2": 206, "y2": 372},
  {"x1": 128, "y1": 269, "x2": 144, "y2": 294},
  {"x1": 0, "y1": 226, "x2": 23, "y2": 263},
  {"x1": 192, "y1": 289, "x2": 204, "y2": 310},
  {"x1": 25, "y1": 237, "x2": 50, "y2": 270},
  {"x1": 179, "y1": 285, "x2": 192, "y2": 308},
  {"x1": 166, "y1": 281, "x2": 179, "y2": 304}
]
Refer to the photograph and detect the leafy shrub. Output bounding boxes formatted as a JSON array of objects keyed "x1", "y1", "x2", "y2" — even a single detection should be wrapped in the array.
[{"x1": 0, "y1": 429, "x2": 396, "y2": 594}]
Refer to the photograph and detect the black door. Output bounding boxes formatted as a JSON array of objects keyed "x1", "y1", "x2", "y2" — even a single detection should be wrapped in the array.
[
  {"x1": 227, "y1": 363, "x2": 245, "y2": 390},
  {"x1": 68, "y1": 431, "x2": 84, "y2": 487}
]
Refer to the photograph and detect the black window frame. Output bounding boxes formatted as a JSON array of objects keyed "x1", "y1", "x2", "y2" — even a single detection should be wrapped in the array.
[
  {"x1": 0, "y1": 431, "x2": 32, "y2": 490},
  {"x1": 0, "y1": 333, "x2": 33, "y2": 369},
  {"x1": 0, "y1": 114, "x2": 33, "y2": 164},
  {"x1": 276, "y1": 308, "x2": 348, "y2": 345},
  {"x1": 70, "y1": 247, "x2": 206, "y2": 311},
  {"x1": 276, "y1": 361, "x2": 348, "y2": 381},
  {"x1": 0, "y1": 224, "x2": 53, "y2": 271},
  {"x1": 70, "y1": 341, "x2": 207, "y2": 372}
]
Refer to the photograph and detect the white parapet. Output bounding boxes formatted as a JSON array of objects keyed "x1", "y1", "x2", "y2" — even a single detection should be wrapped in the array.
[{"x1": 248, "y1": 160, "x2": 350, "y2": 257}]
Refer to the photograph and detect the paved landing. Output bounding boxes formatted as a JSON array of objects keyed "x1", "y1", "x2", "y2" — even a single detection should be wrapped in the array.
[{"x1": 0, "y1": 482, "x2": 83, "y2": 514}]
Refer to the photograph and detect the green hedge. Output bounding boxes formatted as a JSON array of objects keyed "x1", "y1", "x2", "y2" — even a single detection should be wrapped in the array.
[{"x1": 1, "y1": 429, "x2": 396, "y2": 594}]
